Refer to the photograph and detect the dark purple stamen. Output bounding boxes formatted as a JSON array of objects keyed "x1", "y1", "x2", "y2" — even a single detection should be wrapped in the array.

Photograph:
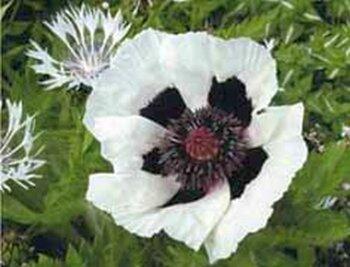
[{"x1": 159, "y1": 107, "x2": 247, "y2": 192}]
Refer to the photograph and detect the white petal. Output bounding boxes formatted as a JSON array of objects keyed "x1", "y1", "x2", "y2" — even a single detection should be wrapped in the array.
[
  {"x1": 84, "y1": 115, "x2": 166, "y2": 171},
  {"x1": 163, "y1": 181, "x2": 230, "y2": 249},
  {"x1": 92, "y1": 29, "x2": 172, "y2": 115},
  {"x1": 159, "y1": 32, "x2": 215, "y2": 110},
  {"x1": 210, "y1": 37, "x2": 278, "y2": 110},
  {"x1": 86, "y1": 171, "x2": 180, "y2": 215},
  {"x1": 87, "y1": 172, "x2": 230, "y2": 250},
  {"x1": 85, "y1": 77, "x2": 139, "y2": 118},
  {"x1": 118, "y1": 180, "x2": 230, "y2": 250},
  {"x1": 204, "y1": 103, "x2": 306, "y2": 263},
  {"x1": 247, "y1": 103, "x2": 304, "y2": 147},
  {"x1": 91, "y1": 30, "x2": 277, "y2": 116},
  {"x1": 205, "y1": 137, "x2": 307, "y2": 263}
]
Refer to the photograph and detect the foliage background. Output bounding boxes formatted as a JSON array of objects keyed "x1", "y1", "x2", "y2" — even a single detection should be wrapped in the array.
[{"x1": 1, "y1": 0, "x2": 350, "y2": 266}]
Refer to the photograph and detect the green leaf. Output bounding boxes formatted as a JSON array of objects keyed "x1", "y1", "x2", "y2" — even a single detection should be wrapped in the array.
[
  {"x1": 291, "y1": 142, "x2": 350, "y2": 207},
  {"x1": 65, "y1": 246, "x2": 84, "y2": 266},
  {"x1": 29, "y1": 254, "x2": 61, "y2": 267},
  {"x1": 2, "y1": 194, "x2": 38, "y2": 224},
  {"x1": 0, "y1": 0, "x2": 13, "y2": 20}
]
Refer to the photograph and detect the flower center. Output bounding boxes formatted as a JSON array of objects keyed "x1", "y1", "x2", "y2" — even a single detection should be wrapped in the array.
[
  {"x1": 184, "y1": 127, "x2": 219, "y2": 161},
  {"x1": 156, "y1": 107, "x2": 247, "y2": 192}
]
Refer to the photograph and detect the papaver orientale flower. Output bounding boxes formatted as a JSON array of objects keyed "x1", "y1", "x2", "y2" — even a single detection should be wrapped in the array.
[
  {"x1": 0, "y1": 100, "x2": 45, "y2": 192},
  {"x1": 27, "y1": 4, "x2": 130, "y2": 90},
  {"x1": 83, "y1": 29, "x2": 308, "y2": 263}
]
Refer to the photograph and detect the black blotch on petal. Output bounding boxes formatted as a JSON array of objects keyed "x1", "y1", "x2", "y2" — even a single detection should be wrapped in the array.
[
  {"x1": 229, "y1": 147, "x2": 268, "y2": 199},
  {"x1": 140, "y1": 88, "x2": 186, "y2": 127},
  {"x1": 208, "y1": 76, "x2": 253, "y2": 126},
  {"x1": 162, "y1": 188, "x2": 206, "y2": 207},
  {"x1": 142, "y1": 148, "x2": 163, "y2": 174}
]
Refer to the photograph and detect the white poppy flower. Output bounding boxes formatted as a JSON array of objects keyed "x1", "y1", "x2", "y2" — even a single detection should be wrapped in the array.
[
  {"x1": 27, "y1": 4, "x2": 130, "y2": 90},
  {"x1": 83, "y1": 29, "x2": 308, "y2": 263},
  {"x1": 0, "y1": 100, "x2": 45, "y2": 192}
]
